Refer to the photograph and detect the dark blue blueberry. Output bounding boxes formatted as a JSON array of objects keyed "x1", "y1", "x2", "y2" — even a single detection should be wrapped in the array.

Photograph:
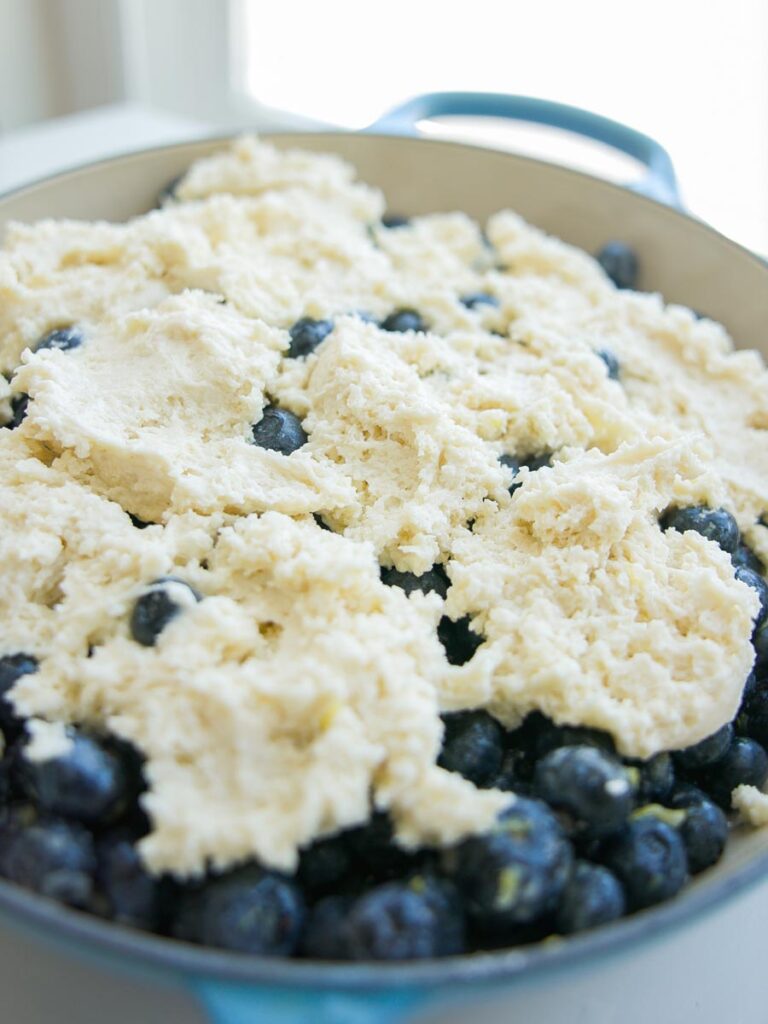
[
  {"x1": 628, "y1": 753, "x2": 675, "y2": 804},
  {"x1": 343, "y1": 881, "x2": 449, "y2": 960},
  {"x1": 507, "y1": 453, "x2": 553, "y2": 495},
  {"x1": 600, "y1": 816, "x2": 688, "y2": 911},
  {"x1": 499, "y1": 453, "x2": 520, "y2": 476},
  {"x1": 754, "y1": 618, "x2": 768, "y2": 668},
  {"x1": 381, "y1": 214, "x2": 410, "y2": 229},
  {"x1": 595, "y1": 241, "x2": 639, "y2": 290},
  {"x1": 345, "y1": 813, "x2": 418, "y2": 879},
  {"x1": 596, "y1": 348, "x2": 620, "y2": 380},
  {"x1": 555, "y1": 860, "x2": 625, "y2": 934},
  {"x1": 696, "y1": 736, "x2": 768, "y2": 809},
  {"x1": 732, "y1": 543, "x2": 764, "y2": 575},
  {"x1": 674, "y1": 723, "x2": 734, "y2": 770},
  {"x1": 0, "y1": 817, "x2": 96, "y2": 908},
  {"x1": 528, "y1": 717, "x2": 616, "y2": 760},
  {"x1": 3, "y1": 394, "x2": 28, "y2": 431},
  {"x1": 460, "y1": 292, "x2": 499, "y2": 310},
  {"x1": 20, "y1": 729, "x2": 130, "y2": 826},
  {"x1": 488, "y1": 745, "x2": 534, "y2": 794},
  {"x1": 287, "y1": 317, "x2": 333, "y2": 359},
  {"x1": 251, "y1": 404, "x2": 307, "y2": 454},
  {"x1": 130, "y1": 577, "x2": 201, "y2": 647},
  {"x1": 534, "y1": 745, "x2": 635, "y2": 836},
  {"x1": 380, "y1": 309, "x2": 427, "y2": 334},
  {"x1": 156, "y1": 175, "x2": 182, "y2": 208},
  {"x1": 668, "y1": 784, "x2": 728, "y2": 874},
  {"x1": 734, "y1": 566, "x2": 768, "y2": 627},
  {"x1": 128, "y1": 513, "x2": 153, "y2": 530},
  {"x1": 297, "y1": 834, "x2": 351, "y2": 895},
  {"x1": 660, "y1": 506, "x2": 740, "y2": 554},
  {"x1": 301, "y1": 894, "x2": 354, "y2": 958},
  {"x1": 441, "y1": 798, "x2": 573, "y2": 932},
  {"x1": 438, "y1": 710, "x2": 505, "y2": 788},
  {"x1": 737, "y1": 675, "x2": 768, "y2": 748},
  {"x1": 0, "y1": 653, "x2": 38, "y2": 732},
  {"x1": 437, "y1": 615, "x2": 482, "y2": 665},
  {"x1": 34, "y1": 327, "x2": 83, "y2": 353},
  {"x1": 96, "y1": 835, "x2": 169, "y2": 928},
  {"x1": 173, "y1": 866, "x2": 304, "y2": 955},
  {"x1": 407, "y1": 874, "x2": 465, "y2": 955},
  {"x1": 380, "y1": 565, "x2": 449, "y2": 600}
]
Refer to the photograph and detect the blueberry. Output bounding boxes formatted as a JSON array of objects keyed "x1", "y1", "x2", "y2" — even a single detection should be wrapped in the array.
[
  {"x1": 734, "y1": 566, "x2": 768, "y2": 627},
  {"x1": 737, "y1": 676, "x2": 768, "y2": 748},
  {"x1": 499, "y1": 453, "x2": 520, "y2": 477},
  {"x1": 595, "y1": 241, "x2": 639, "y2": 290},
  {"x1": 525, "y1": 453, "x2": 553, "y2": 472},
  {"x1": 381, "y1": 214, "x2": 410, "y2": 229},
  {"x1": 438, "y1": 710, "x2": 505, "y2": 788},
  {"x1": 345, "y1": 813, "x2": 418, "y2": 880},
  {"x1": 173, "y1": 866, "x2": 305, "y2": 955},
  {"x1": 97, "y1": 835, "x2": 169, "y2": 928},
  {"x1": 20, "y1": 729, "x2": 130, "y2": 826},
  {"x1": 0, "y1": 653, "x2": 38, "y2": 732},
  {"x1": 0, "y1": 817, "x2": 96, "y2": 908},
  {"x1": 600, "y1": 816, "x2": 688, "y2": 911},
  {"x1": 297, "y1": 834, "x2": 351, "y2": 895},
  {"x1": 534, "y1": 745, "x2": 635, "y2": 836},
  {"x1": 732, "y1": 543, "x2": 764, "y2": 575},
  {"x1": 628, "y1": 753, "x2": 675, "y2": 804},
  {"x1": 555, "y1": 860, "x2": 625, "y2": 934},
  {"x1": 407, "y1": 874, "x2": 465, "y2": 955},
  {"x1": 529, "y1": 718, "x2": 616, "y2": 761},
  {"x1": 668, "y1": 785, "x2": 728, "y2": 874},
  {"x1": 660, "y1": 506, "x2": 740, "y2": 554},
  {"x1": 696, "y1": 736, "x2": 768, "y2": 809},
  {"x1": 287, "y1": 317, "x2": 333, "y2": 359},
  {"x1": 441, "y1": 798, "x2": 573, "y2": 932},
  {"x1": 3, "y1": 394, "x2": 28, "y2": 431},
  {"x1": 130, "y1": 577, "x2": 201, "y2": 647},
  {"x1": 437, "y1": 615, "x2": 482, "y2": 665},
  {"x1": 488, "y1": 746, "x2": 534, "y2": 794},
  {"x1": 460, "y1": 292, "x2": 499, "y2": 310},
  {"x1": 301, "y1": 894, "x2": 354, "y2": 958},
  {"x1": 34, "y1": 327, "x2": 83, "y2": 353},
  {"x1": 251, "y1": 404, "x2": 307, "y2": 454},
  {"x1": 380, "y1": 309, "x2": 427, "y2": 334},
  {"x1": 674, "y1": 723, "x2": 734, "y2": 770},
  {"x1": 596, "y1": 348, "x2": 620, "y2": 380},
  {"x1": 156, "y1": 175, "x2": 182, "y2": 207},
  {"x1": 344, "y1": 881, "x2": 448, "y2": 960},
  {"x1": 754, "y1": 618, "x2": 768, "y2": 668},
  {"x1": 128, "y1": 513, "x2": 153, "y2": 530},
  {"x1": 380, "y1": 565, "x2": 449, "y2": 600}
]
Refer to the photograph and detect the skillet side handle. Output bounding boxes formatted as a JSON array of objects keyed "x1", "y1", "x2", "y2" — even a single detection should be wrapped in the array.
[
  {"x1": 367, "y1": 91, "x2": 681, "y2": 208},
  {"x1": 194, "y1": 979, "x2": 430, "y2": 1024}
]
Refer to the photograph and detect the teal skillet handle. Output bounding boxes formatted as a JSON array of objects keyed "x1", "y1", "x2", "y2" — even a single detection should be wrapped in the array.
[
  {"x1": 366, "y1": 91, "x2": 682, "y2": 208},
  {"x1": 195, "y1": 979, "x2": 430, "y2": 1024}
]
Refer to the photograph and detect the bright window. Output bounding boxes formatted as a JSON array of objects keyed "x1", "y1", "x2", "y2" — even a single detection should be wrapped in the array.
[{"x1": 240, "y1": 0, "x2": 768, "y2": 255}]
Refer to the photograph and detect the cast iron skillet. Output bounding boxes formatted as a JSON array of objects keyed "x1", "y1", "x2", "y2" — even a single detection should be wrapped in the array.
[{"x1": 1, "y1": 94, "x2": 767, "y2": 1024}]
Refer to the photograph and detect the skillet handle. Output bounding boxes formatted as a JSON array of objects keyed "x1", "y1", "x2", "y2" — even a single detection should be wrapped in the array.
[
  {"x1": 194, "y1": 979, "x2": 430, "y2": 1024},
  {"x1": 367, "y1": 91, "x2": 681, "y2": 208}
]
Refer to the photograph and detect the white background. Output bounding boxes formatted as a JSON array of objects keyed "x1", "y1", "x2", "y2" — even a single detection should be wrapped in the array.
[{"x1": 243, "y1": 0, "x2": 768, "y2": 255}]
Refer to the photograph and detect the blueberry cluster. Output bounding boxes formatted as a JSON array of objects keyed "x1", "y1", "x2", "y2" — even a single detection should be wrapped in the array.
[{"x1": 0, "y1": 602, "x2": 765, "y2": 960}]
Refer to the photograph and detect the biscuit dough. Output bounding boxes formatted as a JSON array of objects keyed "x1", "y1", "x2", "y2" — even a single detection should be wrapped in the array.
[{"x1": 1, "y1": 137, "x2": 766, "y2": 873}]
